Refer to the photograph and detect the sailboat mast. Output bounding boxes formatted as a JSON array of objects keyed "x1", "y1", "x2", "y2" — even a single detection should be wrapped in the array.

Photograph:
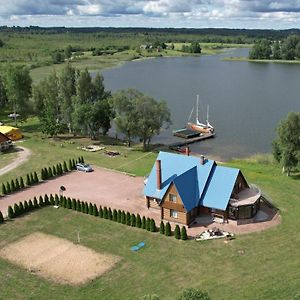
[
  {"x1": 196, "y1": 94, "x2": 199, "y2": 123},
  {"x1": 206, "y1": 105, "x2": 209, "y2": 124}
]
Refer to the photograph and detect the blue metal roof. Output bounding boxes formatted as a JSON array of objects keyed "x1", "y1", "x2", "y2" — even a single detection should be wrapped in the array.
[{"x1": 144, "y1": 151, "x2": 241, "y2": 212}]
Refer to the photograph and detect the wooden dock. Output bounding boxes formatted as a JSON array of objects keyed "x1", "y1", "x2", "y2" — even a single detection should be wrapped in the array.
[
  {"x1": 169, "y1": 132, "x2": 215, "y2": 148},
  {"x1": 173, "y1": 128, "x2": 200, "y2": 139}
]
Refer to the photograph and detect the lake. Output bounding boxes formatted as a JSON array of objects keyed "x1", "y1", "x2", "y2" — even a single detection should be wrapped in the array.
[{"x1": 99, "y1": 49, "x2": 300, "y2": 160}]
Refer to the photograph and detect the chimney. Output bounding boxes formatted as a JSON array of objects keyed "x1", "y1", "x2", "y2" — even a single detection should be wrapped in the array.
[
  {"x1": 200, "y1": 155, "x2": 205, "y2": 165},
  {"x1": 185, "y1": 147, "x2": 190, "y2": 156},
  {"x1": 156, "y1": 160, "x2": 162, "y2": 190}
]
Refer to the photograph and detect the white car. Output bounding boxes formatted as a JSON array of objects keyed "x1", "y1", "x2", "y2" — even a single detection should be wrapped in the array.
[{"x1": 76, "y1": 163, "x2": 93, "y2": 172}]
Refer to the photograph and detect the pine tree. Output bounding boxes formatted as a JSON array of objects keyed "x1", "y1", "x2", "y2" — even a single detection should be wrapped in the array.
[
  {"x1": 2, "y1": 183, "x2": 6, "y2": 195},
  {"x1": 26, "y1": 174, "x2": 31, "y2": 186},
  {"x1": 24, "y1": 200, "x2": 29, "y2": 212},
  {"x1": 126, "y1": 212, "x2": 131, "y2": 226},
  {"x1": 113, "y1": 209, "x2": 118, "y2": 221},
  {"x1": 174, "y1": 225, "x2": 181, "y2": 239},
  {"x1": 6, "y1": 181, "x2": 11, "y2": 194},
  {"x1": 142, "y1": 216, "x2": 146, "y2": 229},
  {"x1": 72, "y1": 159, "x2": 76, "y2": 169},
  {"x1": 181, "y1": 226, "x2": 188, "y2": 240},
  {"x1": 0, "y1": 210, "x2": 4, "y2": 223},
  {"x1": 19, "y1": 202, "x2": 24, "y2": 214},
  {"x1": 30, "y1": 173, "x2": 34, "y2": 184},
  {"x1": 52, "y1": 165, "x2": 57, "y2": 176},
  {"x1": 44, "y1": 194, "x2": 50, "y2": 205},
  {"x1": 20, "y1": 177, "x2": 25, "y2": 188},
  {"x1": 150, "y1": 219, "x2": 156, "y2": 232},
  {"x1": 66, "y1": 198, "x2": 71, "y2": 209},
  {"x1": 34, "y1": 172, "x2": 39, "y2": 183},
  {"x1": 131, "y1": 213, "x2": 136, "y2": 227},
  {"x1": 103, "y1": 206, "x2": 108, "y2": 219},
  {"x1": 93, "y1": 204, "x2": 99, "y2": 216},
  {"x1": 50, "y1": 194, "x2": 55, "y2": 205},
  {"x1": 59, "y1": 195, "x2": 64, "y2": 206},
  {"x1": 55, "y1": 194, "x2": 59, "y2": 206},
  {"x1": 81, "y1": 201, "x2": 85, "y2": 213},
  {"x1": 29, "y1": 199, "x2": 34, "y2": 210},
  {"x1": 63, "y1": 161, "x2": 68, "y2": 172},
  {"x1": 121, "y1": 211, "x2": 126, "y2": 224},
  {"x1": 117, "y1": 210, "x2": 121, "y2": 223},
  {"x1": 33, "y1": 197, "x2": 39, "y2": 208},
  {"x1": 136, "y1": 214, "x2": 142, "y2": 228},
  {"x1": 81, "y1": 156, "x2": 85, "y2": 163},
  {"x1": 15, "y1": 178, "x2": 20, "y2": 190},
  {"x1": 146, "y1": 218, "x2": 151, "y2": 231},
  {"x1": 10, "y1": 179, "x2": 15, "y2": 192},
  {"x1": 165, "y1": 222, "x2": 171, "y2": 236},
  {"x1": 108, "y1": 208, "x2": 113, "y2": 220},
  {"x1": 84, "y1": 202, "x2": 88, "y2": 213},
  {"x1": 99, "y1": 206, "x2": 103, "y2": 218},
  {"x1": 159, "y1": 221, "x2": 165, "y2": 234},
  {"x1": 72, "y1": 198, "x2": 76, "y2": 210},
  {"x1": 14, "y1": 203, "x2": 20, "y2": 216},
  {"x1": 48, "y1": 167, "x2": 53, "y2": 178},
  {"x1": 39, "y1": 195, "x2": 44, "y2": 207},
  {"x1": 69, "y1": 159, "x2": 73, "y2": 171},
  {"x1": 76, "y1": 200, "x2": 81, "y2": 211},
  {"x1": 8, "y1": 206, "x2": 14, "y2": 218},
  {"x1": 56, "y1": 164, "x2": 61, "y2": 175},
  {"x1": 88, "y1": 203, "x2": 93, "y2": 214},
  {"x1": 44, "y1": 167, "x2": 49, "y2": 179},
  {"x1": 41, "y1": 168, "x2": 45, "y2": 180}
]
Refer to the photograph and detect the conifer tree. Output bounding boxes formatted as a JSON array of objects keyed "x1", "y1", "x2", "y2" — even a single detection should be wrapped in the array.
[
  {"x1": 29, "y1": 199, "x2": 34, "y2": 210},
  {"x1": 165, "y1": 222, "x2": 171, "y2": 236},
  {"x1": 20, "y1": 177, "x2": 25, "y2": 188},
  {"x1": 142, "y1": 216, "x2": 146, "y2": 229},
  {"x1": 150, "y1": 219, "x2": 156, "y2": 232},
  {"x1": 72, "y1": 159, "x2": 76, "y2": 169},
  {"x1": 33, "y1": 197, "x2": 39, "y2": 208},
  {"x1": 8, "y1": 206, "x2": 14, "y2": 218},
  {"x1": 159, "y1": 221, "x2": 165, "y2": 234},
  {"x1": 81, "y1": 156, "x2": 84, "y2": 163},
  {"x1": 54, "y1": 194, "x2": 59, "y2": 205},
  {"x1": 174, "y1": 225, "x2": 181, "y2": 239},
  {"x1": 59, "y1": 195, "x2": 64, "y2": 206},
  {"x1": 76, "y1": 200, "x2": 81, "y2": 211},
  {"x1": 10, "y1": 179, "x2": 15, "y2": 192},
  {"x1": 30, "y1": 173, "x2": 34, "y2": 184},
  {"x1": 136, "y1": 214, "x2": 142, "y2": 228},
  {"x1": 113, "y1": 209, "x2": 118, "y2": 221},
  {"x1": 15, "y1": 178, "x2": 20, "y2": 190},
  {"x1": 56, "y1": 164, "x2": 61, "y2": 175},
  {"x1": 81, "y1": 201, "x2": 85, "y2": 213},
  {"x1": 63, "y1": 161, "x2": 68, "y2": 172},
  {"x1": 24, "y1": 200, "x2": 29, "y2": 212},
  {"x1": 72, "y1": 198, "x2": 76, "y2": 210},
  {"x1": 52, "y1": 165, "x2": 57, "y2": 176},
  {"x1": 6, "y1": 181, "x2": 11, "y2": 193},
  {"x1": 88, "y1": 203, "x2": 93, "y2": 214},
  {"x1": 181, "y1": 226, "x2": 188, "y2": 240},
  {"x1": 66, "y1": 197, "x2": 71, "y2": 209},
  {"x1": 2, "y1": 183, "x2": 6, "y2": 195},
  {"x1": 69, "y1": 159, "x2": 73, "y2": 171},
  {"x1": 84, "y1": 202, "x2": 88, "y2": 213},
  {"x1": 93, "y1": 204, "x2": 99, "y2": 216},
  {"x1": 0, "y1": 210, "x2": 4, "y2": 223},
  {"x1": 19, "y1": 202, "x2": 24, "y2": 214},
  {"x1": 14, "y1": 203, "x2": 20, "y2": 216},
  {"x1": 99, "y1": 206, "x2": 103, "y2": 218},
  {"x1": 146, "y1": 218, "x2": 151, "y2": 231},
  {"x1": 108, "y1": 208, "x2": 113, "y2": 220},
  {"x1": 26, "y1": 174, "x2": 31, "y2": 186},
  {"x1": 50, "y1": 194, "x2": 55, "y2": 205},
  {"x1": 39, "y1": 195, "x2": 44, "y2": 207},
  {"x1": 48, "y1": 167, "x2": 53, "y2": 178},
  {"x1": 103, "y1": 206, "x2": 108, "y2": 219},
  {"x1": 117, "y1": 210, "x2": 121, "y2": 223},
  {"x1": 41, "y1": 168, "x2": 45, "y2": 180},
  {"x1": 44, "y1": 194, "x2": 50, "y2": 205},
  {"x1": 34, "y1": 172, "x2": 39, "y2": 183},
  {"x1": 44, "y1": 167, "x2": 49, "y2": 179},
  {"x1": 121, "y1": 211, "x2": 126, "y2": 224},
  {"x1": 131, "y1": 213, "x2": 136, "y2": 227},
  {"x1": 126, "y1": 212, "x2": 131, "y2": 226}
]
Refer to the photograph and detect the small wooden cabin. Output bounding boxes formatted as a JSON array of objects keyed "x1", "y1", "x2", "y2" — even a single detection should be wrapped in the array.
[{"x1": 0, "y1": 132, "x2": 12, "y2": 152}]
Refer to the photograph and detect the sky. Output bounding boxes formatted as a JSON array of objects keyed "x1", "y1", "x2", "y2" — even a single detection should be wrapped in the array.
[{"x1": 0, "y1": 0, "x2": 300, "y2": 29}]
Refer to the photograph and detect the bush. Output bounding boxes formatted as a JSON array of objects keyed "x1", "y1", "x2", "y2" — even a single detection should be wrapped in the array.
[
  {"x1": 44, "y1": 167, "x2": 49, "y2": 179},
  {"x1": 108, "y1": 208, "x2": 113, "y2": 220},
  {"x1": 84, "y1": 202, "x2": 88, "y2": 214},
  {"x1": 72, "y1": 198, "x2": 76, "y2": 210},
  {"x1": 113, "y1": 209, "x2": 118, "y2": 221},
  {"x1": 165, "y1": 222, "x2": 171, "y2": 236},
  {"x1": 177, "y1": 288, "x2": 210, "y2": 300},
  {"x1": 117, "y1": 210, "x2": 122, "y2": 223},
  {"x1": 103, "y1": 206, "x2": 108, "y2": 219},
  {"x1": 10, "y1": 179, "x2": 15, "y2": 192},
  {"x1": 14, "y1": 203, "x2": 20, "y2": 216},
  {"x1": 76, "y1": 200, "x2": 81, "y2": 211},
  {"x1": 81, "y1": 201, "x2": 85, "y2": 213},
  {"x1": 159, "y1": 221, "x2": 165, "y2": 234},
  {"x1": 2, "y1": 183, "x2": 6, "y2": 195},
  {"x1": 69, "y1": 159, "x2": 73, "y2": 170},
  {"x1": 26, "y1": 174, "x2": 31, "y2": 186},
  {"x1": 33, "y1": 197, "x2": 39, "y2": 208},
  {"x1": 63, "y1": 161, "x2": 68, "y2": 172},
  {"x1": 150, "y1": 219, "x2": 156, "y2": 232},
  {"x1": 44, "y1": 194, "x2": 50, "y2": 205},
  {"x1": 30, "y1": 173, "x2": 34, "y2": 184},
  {"x1": 8, "y1": 206, "x2": 14, "y2": 218},
  {"x1": 174, "y1": 225, "x2": 181, "y2": 239},
  {"x1": 72, "y1": 159, "x2": 76, "y2": 169},
  {"x1": 15, "y1": 178, "x2": 20, "y2": 190},
  {"x1": 6, "y1": 182, "x2": 11, "y2": 194},
  {"x1": 24, "y1": 200, "x2": 29, "y2": 212},
  {"x1": 48, "y1": 167, "x2": 53, "y2": 178},
  {"x1": 19, "y1": 202, "x2": 24, "y2": 214},
  {"x1": 131, "y1": 213, "x2": 136, "y2": 227},
  {"x1": 41, "y1": 168, "x2": 45, "y2": 180},
  {"x1": 50, "y1": 194, "x2": 55, "y2": 205},
  {"x1": 34, "y1": 172, "x2": 39, "y2": 183},
  {"x1": 93, "y1": 204, "x2": 99, "y2": 216},
  {"x1": 52, "y1": 165, "x2": 57, "y2": 176},
  {"x1": 121, "y1": 211, "x2": 126, "y2": 224},
  {"x1": 0, "y1": 210, "x2": 4, "y2": 223},
  {"x1": 20, "y1": 177, "x2": 25, "y2": 189},
  {"x1": 181, "y1": 226, "x2": 188, "y2": 240},
  {"x1": 39, "y1": 195, "x2": 44, "y2": 207},
  {"x1": 146, "y1": 218, "x2": 151, "y2": 231},
  {"x1": 29, "y1": 199, "x2": 34, "y2": 210},
  {"x1": 142, "y1": 216, "x2": 146, "y2": 229},
  {"x1": 126, "y1": 212, "x2": 131, "y2": 226},
  {"x1": 99, "y1": 206, "x2": 103, "y2": 218},
  {"x1": 136, "y1": 214, "x2": 142, "y2": 228},
  {"x1": 88, "y1": 203, "x2": 93, "y2": 214}
]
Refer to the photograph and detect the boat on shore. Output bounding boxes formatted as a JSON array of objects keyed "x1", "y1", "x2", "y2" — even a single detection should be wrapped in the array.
[{"x1": 187, "y1": 95, "x2": 214, "y2": 133}]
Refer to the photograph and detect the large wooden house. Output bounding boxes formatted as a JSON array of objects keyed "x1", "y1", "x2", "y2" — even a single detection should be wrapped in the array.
[
  {"x1": 144, "y1": 151, "x2": 261, "y2": 225},
  {"x1": 0, "y1": 132, "x2": 12, "y2": 152}
]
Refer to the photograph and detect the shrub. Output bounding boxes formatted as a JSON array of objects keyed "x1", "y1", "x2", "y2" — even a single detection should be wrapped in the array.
[
  {"x1": 103, "y1": 206, "x2": 108, "y2": 219},
  {"x1": 113, "y1": 209, "x2": 118, "y2": 221},
  {"x1": 68, "y1": 159, "x2": 73, "y2": 171},
  {"x1": 66, "y1": 197, "x2": 71, "y2": 209},
  {"x1": 181, "y1": 226, "x2": 188, "y2": 240},
  {"x1": 29, "y1": 199, "x2": 34, "y2": 210},
  {"x1": 117, "y1": 210, "x2": 121, "y2": 223},
  {"x1": 48, "y1": 167, "x2": 53, "y2": 178},
  {"x1": 6, "y1": 182, "x2": 11, "y2": 194},
  {"x1": 165, "y1": 222, "x2": 171, "y2": 236},
  {"x1": 14, "y1": 203, "x2": 20, "y2": 216},
  {"x1": 20, "y1": 177, "x2": 25, "y2": 189},
  {"x1": 33, "y1": 172, "x2": 39, "y2": 183},
  {"x1": 30, "y1": 173, "x2": 34, "y2": 184},
  {"x1": 72, "y1": 198, "x2": 76, "y2": 210},
  {"x1": 88, "y1": 203, "x2": 93, "y2": 214},
  {"x1": 159, "y1": 221, "x2": 165, "y2": 234},
  {"x1": 177, "y1": 288, "x2": 210, "y2": 300},
  {"x1": 24, "y1": 200, "x2": 29, "y2": 212},
  {"x1": 10, "y1": 179, "x2": 15, "y2": 192},
  {"x1": 54, "y1": 194, "x2": 58, "y2": 206},
  {"x1": 26, "y1": 174, "x2": 31, "y2": 186},
  {"x1": 44, "y1": 194, "x2": 50, "y2": 205},
  {"x1": 136, "y1": 214, "x2": 142, "y2": 228},
  {"x1": 52, "y1": 165, "x2": 57, "y2": 176},
  {"x1": 99, "y1": 206, "x2": 103, "y2": 218},
  {"x1": 150, "y1": 219, "x2": 156, "y2": 232},
  {"x1": 2, "y1": 183, "x2": 6, "y2": 195},
  {"x1": 81, "y1": 201, "x2": 85, "y2": 213},
  {"x1": 126, "y1": 212, "x2": 131, "y2": 226},
  {"x1": 84, "y1": 202, "x2": 88, "y2": 214},
  {"x1": 131, "y1": 213, "x2": 136, "y2": 227},
  {"x1": 121, "y1": 211, "x2": 126, "y2": 224},
  {"x1": 81, "y1": 156, "x2": 84, "y2": 163},
  {"x1": 33, "y1": 197, "x2": 39, "y2": 208},
  {"x1": 140, "y1": 295, "x2": 160, "y2": 300},
  {"x1": 19, "y1": 202, "x2": 24, "y2": 214},
  {"x1": 142, "y1": 216, "x2": 146, "y2": 229},
  {"x1": 8, "y1": 206, "x2": 14, "y2": 218},
  {"x1": 93, "y1": 204, "x2": 99, "y2": 216},
  {"x1": 15, "y1": 178, "x2": 20, "y2": 190},
  {"x1": 59, "y1": 195, "x2": 64, "y2": 206},
  {"x1": 174, "y1": 225, "x2": 181, "y2": 239},
  {"x1": 72, "y1": 159, "x2": 76, "y2": 169},
  {"x1": 0, "y1": 210, "x2": 4, "y2": 223},
  {"x1": 39, "y1": 195, "x2": 44, "y2": 207},
  {"x1": 50, "y1": 194, "x2": 55, "y2": 205},
  {"x1": 63, "y1": 161, "x2": 68, "y2": 172},
  {"x1": 76, "y1": 200, "x2": 81, "y2": 211},
  {"x1": 108, "y1": 208, "x2": 113, "y2": 220},
  {"x1": 44, "y1": 167, "x2": 49, "y2": 179},
  {"x1": 146, "y1": 217, "x2": 151, "y2": 231},
  {"x1": 41, "y1": 168, "x2": 45, "y2": 180}
]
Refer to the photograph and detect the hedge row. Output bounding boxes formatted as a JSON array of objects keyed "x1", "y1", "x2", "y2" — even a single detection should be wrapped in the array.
[
  {"x1": 1, "y1": 156, "x2": 84, "y2": 196},
  {"x1": 3, "y1": 193, "x2": 188, "y2": 241}
]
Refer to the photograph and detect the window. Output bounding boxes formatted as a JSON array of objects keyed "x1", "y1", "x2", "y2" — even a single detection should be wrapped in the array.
[
  {"x1": 169, "y1": 194, "x2": 177, "y2": 203},
  {"x1": 170, "y1": 210, "x2": 178, "y2": 218}
]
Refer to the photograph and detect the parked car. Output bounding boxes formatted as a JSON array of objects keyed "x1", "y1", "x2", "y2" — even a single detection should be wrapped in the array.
[{"x1": 76, "y1": 163, "x2": 93, "y2": 172}]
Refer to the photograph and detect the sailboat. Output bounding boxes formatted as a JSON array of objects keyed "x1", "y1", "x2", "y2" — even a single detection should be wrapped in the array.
[{"x1": 187, "y1": 95, "x2": 214, "y2": 133}]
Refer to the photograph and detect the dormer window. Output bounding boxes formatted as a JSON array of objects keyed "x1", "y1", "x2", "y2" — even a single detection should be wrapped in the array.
[{"x1": 169, "y1": 194, "x2": 177, "y2": 203}]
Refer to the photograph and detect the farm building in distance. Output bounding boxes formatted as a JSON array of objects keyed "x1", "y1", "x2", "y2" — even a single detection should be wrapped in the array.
[{"x1": 144, "y1": 151, "x2": 262, "y2": 225}]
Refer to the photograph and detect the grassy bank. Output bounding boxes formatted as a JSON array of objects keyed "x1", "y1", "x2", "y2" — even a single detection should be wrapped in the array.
[{"x1": 224, "y1": 56, "x2": 300, "y2": 64}]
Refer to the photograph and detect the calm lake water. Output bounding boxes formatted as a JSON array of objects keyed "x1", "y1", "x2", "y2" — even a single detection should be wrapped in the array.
[{"x1": 99, "y1": 49, "x2": 300, "y2": 160}]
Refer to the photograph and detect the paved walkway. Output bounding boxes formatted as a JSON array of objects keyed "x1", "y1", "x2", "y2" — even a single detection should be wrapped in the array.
[
  {"x1": 0, "y1": 166, "x2": 280, "y2": 237},
  {"x1": 0, "y1": 146, "x2": 31, "y2": 176}
]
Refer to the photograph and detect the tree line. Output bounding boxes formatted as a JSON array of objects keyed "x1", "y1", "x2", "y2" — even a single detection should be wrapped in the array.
[
  {"x1": 0, "y1": 64, "x2": 171, "y2": 150},
  {"x1": 249, "y1": 34, "x2": 300, "y2": 60}
]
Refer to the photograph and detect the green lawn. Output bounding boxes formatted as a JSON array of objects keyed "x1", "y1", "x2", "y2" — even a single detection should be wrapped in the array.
[{"x1": 0, "y1": 149, "x2": 18, "y2": 169}]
